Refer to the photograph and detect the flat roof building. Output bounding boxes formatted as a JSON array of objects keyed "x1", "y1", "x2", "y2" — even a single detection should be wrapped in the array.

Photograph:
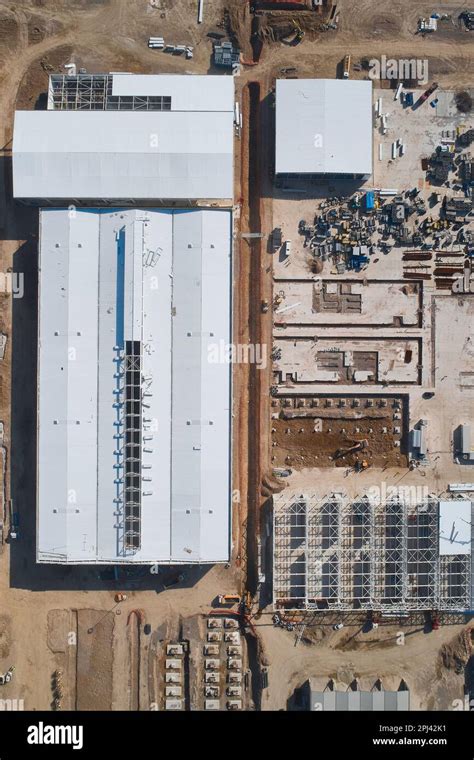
[
  {"x1": 307, "y1": 685, "x2": 410, "y2": 712},
  {"x1": 439, "y1": 500, "x2": 472, "y2": 556},
  {"x1": 38, "y1": 207, "x2": 232, "y2": 564},
  {"x1": 461, "y1": 424, "x2": 474, "y2": 462},
  {"x1": 13, "y1": 74, "x2": 234, "y2": 203},
  {"x1": 275, "y1": 79, "x2": 373, "y2": 179}
]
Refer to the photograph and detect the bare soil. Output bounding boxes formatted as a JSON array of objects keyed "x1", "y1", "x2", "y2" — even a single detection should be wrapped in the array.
[
  {"x1": 272, "y1": 412, "x2": 408, "y2": 469},
  {"x1": 76, "y1": 609, "x2": 114, "y2": 711}
]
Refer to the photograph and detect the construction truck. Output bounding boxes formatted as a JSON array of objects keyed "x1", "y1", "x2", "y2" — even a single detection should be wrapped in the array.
[
  {"x1": 342, "y1": 54, "x2": 351, "y2": 79},
  {"x1": 218, "y1": 594, "x2": 241, "y2": 606},
  {"x1": 281, "y1": 19, "x2": 304, "y2": 45},
  {"x1": 0, "y1": 666, "x2": 14, "y2": 686},
  {"x1": 418, "y1": 82, "x2": 439, "y2": 106},
  {"x1": 353, "y1": 459, "x2": 369, "y2": 472}
]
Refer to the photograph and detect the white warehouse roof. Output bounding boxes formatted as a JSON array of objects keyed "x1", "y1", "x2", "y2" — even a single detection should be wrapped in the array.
[
  {"x1": 439, "y1": 500, "x2": 472, "y2": 556},
  {"x1": 110, "y1": 74, "x2": 234, "y2": 111},
  {"x1": 13, "y1": 75, "x2": 234, "y2": 201},
  {"x1": 275, "y1": 79, "x2": 373, "y2": 176},
  {"x1": 37, "y1": 207, "x2": 232, "y2": 564}
]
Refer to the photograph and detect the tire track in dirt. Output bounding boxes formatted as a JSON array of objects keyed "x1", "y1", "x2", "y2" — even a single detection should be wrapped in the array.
[{"x1": 127, "y1": 610, "x2": 141, "y2": 711}]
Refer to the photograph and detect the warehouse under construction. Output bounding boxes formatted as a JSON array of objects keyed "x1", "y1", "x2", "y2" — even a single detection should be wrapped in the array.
[
  {"x1": 13, "y1": 73, "x2": 234, "y2": 204},
  {"x1": 273, "y1": 492, "x2": 473, "y2": 612}
]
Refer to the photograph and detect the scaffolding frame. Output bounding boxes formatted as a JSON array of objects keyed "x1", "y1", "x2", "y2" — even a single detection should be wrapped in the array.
[
  {"x1": 273, "y1": 492, "x2": 471, "y2": 612},
  {"x1": 122, "y1": 341, "x2": 143, "y2": 552},
  {"x1": 49, "y1": 74, "x2": 172, "y2": 111},
  {"x1": 113, "y1": 340, "x2": 143, "y2": 556}
]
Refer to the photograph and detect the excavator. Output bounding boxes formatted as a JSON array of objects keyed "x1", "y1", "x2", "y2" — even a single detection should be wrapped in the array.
[{"x1": 334, "y1": 439, "x2": 369, "y2": 461}]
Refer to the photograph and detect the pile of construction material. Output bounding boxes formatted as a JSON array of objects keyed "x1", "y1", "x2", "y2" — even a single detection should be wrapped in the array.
[
  {"x1": 148, "y1": 37, "x2": 193, "y2": 58},
  {"x1": 213, "y1": 41, "x2": 240, "y2": 67},
  {"x1": 296, "y1": 183, "x2": 474, "y2": 277},
  {"x1": 461, "y1": 11, "x2": 474, "y2": 30},
  {"x1": 391, "y1": 138, "x2": 406, "y2": 160},
  {"x1": 148, "y1": 36, "x2": 164, "y2": 49},
  {"x1": 417, "y1": 16, "x2": 437, "y2": 33}
]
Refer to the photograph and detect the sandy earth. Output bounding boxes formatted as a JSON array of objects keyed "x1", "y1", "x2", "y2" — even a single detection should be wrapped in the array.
[{"x1": 254, "y1": 615, "x2": 472, "y2": 711}]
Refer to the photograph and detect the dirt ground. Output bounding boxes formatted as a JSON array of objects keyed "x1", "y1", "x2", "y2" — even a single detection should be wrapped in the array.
[
  {"x1": 254, "y1": 615, "x2": 473, "y2": 711},
  {"x1": 271, "y1": 412, "x2": 408, "y2": 469},
  {"x1": 0, "y1": 0, "x2": 472, "y2": 713}
]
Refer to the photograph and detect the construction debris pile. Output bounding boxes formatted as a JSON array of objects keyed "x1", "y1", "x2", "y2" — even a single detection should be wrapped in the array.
[
  {"x1": 461, "y1": 10, "x2": 474, "y2": 31},
  {"x1": 291, "y1": 126, "x2": 474, "y2": 277},
  {"x1": 428, "y1": 127, "x2": 474, "y2": 190},
  {"x1": 417, "y1": 13, "x2": 453, "y2": 34},
  {"x1": 148, "y1": 37, "x2": 194, "y2": 58},
  {"x1": 251, "y1": 5, "x2": 335, "y2": 44},
  {"x1": 213, "y1": 40, "x2": 240, "y2": 67},
  {"x1": 297, "y1": 190, "x2": 471, "y2": 275}
]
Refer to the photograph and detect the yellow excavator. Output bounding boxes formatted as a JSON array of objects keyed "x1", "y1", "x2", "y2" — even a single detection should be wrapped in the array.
[{"x1": 334, "y1": 439, "x2": 369, "y2": 461}]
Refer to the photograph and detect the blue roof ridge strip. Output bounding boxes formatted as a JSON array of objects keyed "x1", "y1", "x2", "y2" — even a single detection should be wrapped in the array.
[{"x1": 169, "y1": 210, "x2": 175, "y2": 561}]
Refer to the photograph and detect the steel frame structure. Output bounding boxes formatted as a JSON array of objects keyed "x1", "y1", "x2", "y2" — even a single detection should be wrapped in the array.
[
  {"x1": 114, "y1": 340, "x2": 143, "y2": 557},
  {"x1": 122, "y1": 341, "x2": 143, "y2": 552},
  {"x1": 273, "y1": 492, "x2": 471, "y2": 612},
  {"x1": 49, "y1": 74, "x2": 172, "y2": 111}
]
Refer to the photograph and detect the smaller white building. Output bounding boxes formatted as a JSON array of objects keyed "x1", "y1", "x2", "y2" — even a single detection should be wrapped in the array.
[
  {"x1": 275, "y1": 79, "x2": 373, "y2": 179},
  {"x1": 438, "y1": 500, "x2": 472, "y2": 556}
]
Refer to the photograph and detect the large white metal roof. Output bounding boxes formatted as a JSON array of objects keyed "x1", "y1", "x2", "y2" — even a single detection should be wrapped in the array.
[
  {"x1": 275, "y1": 79, "x2": 373, "y2": 176},
  {"x1": 13, "y1": 74, "x2": 234, "y2": 200},
  {"x1": 37, "y1": 207, "x2": 232, "y2": 564}
]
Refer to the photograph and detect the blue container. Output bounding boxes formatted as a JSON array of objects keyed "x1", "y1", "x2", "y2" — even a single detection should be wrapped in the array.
[{"x1": 365, "y1": 191, "x2": 375, "y2": 210}]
